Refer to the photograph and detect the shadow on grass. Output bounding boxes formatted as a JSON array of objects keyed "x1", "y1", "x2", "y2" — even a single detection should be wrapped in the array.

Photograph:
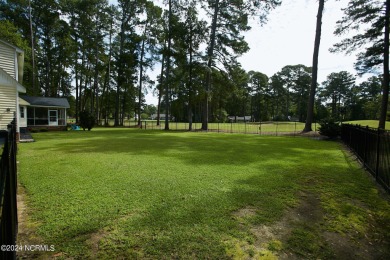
[
  {"x1": 29, "y1": 128, "x2": 336, "y2": 167},
  {"x1": 20, "y1": 129, "x2": 385, "y2": 258}
]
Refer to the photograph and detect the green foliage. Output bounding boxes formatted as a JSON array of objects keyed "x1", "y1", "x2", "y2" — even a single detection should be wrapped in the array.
[
  {"x1": 140, "y1": 113, "x2": 149, "y2": 120},
  {"x1": 387, "y1": 112, "x2": 390, "y2": 121},
  {"x1": 319, "y1": 71, "x2": 356, "y2": 120},
  {"x1": 332, "y1": 0, "x2": 386, "y2": 74},
  {"x1": 318, "y1": 118, "x2": 341, "y2": 138},
  {"x1": 79, "y1": 110, "x2": 95, "y2": 131},
  {"x1": 0, "y1": 20, "x2": 30, "y2": 54},
  {"x1": 215, "y1": 108, "x2": 228, "y2": 122}
]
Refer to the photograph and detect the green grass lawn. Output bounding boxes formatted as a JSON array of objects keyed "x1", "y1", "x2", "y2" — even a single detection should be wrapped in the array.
[
  {"x1": 18, "y1": 129, "x2": 390, "y2": 259},
  {"x1": 344, "y1": 120, "x2": 390, "y2": 129}
]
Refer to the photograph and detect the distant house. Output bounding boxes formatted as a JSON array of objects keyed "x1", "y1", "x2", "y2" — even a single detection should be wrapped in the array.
[
  {"x1": 228, "y1": 116, "x2": 251, "y2": 122},
  {"x1": 0, "y1": 39, "x2": 26, "y2": 140},
  {"x1": 150, "y1": 113, "x2": 172, "y2": 120},
  {"x1": 20, "y1": 96, "x2": 70, "y2": 130}
]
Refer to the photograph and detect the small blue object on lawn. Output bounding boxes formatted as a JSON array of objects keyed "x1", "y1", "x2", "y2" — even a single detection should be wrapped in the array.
[{"x1": 71, "y1": 124, "x2": 81, "y2": 130}]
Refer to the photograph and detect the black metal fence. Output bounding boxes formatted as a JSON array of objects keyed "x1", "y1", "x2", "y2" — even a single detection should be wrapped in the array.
[
  {"x1": 341, "y1": 124, "x2": 390, "y2": 193},
  {"x1": 114, "y1": 120, "x2": 319, "y2": 136},
  {"x1": 0, "y1": 120, "x2": 18, "y2": 259}
]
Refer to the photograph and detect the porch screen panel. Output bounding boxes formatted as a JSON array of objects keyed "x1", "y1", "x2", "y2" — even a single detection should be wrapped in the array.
[
  {"x1": 27, "y1": 107, "x2": 35, "y2": 125},
  {"x1": 34, "y1": 107, "x2": 48, "y2": 125},
  {"x1": 58, "y1": 109, "x2": 66, "y2": 125}
]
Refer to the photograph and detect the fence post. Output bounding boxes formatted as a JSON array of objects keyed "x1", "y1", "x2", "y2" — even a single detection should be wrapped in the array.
[
  {"x1": 349, "y1": 125, "x2": 352, "y2": 147},
  {"x1": 1, "y1": 120, "x2": 18, "y2": 260},
  {"x1": 375, "y1": 128, "x2": 381, "y2": 181},
  {"x1": 259, "y1": 121, "x2": 262, "y2": 135},
  {"x1": 364, "y1": 126, "x2": 368, "y2": 165},
  {"x1": 294, "y1": 121, "x2": 297, "y2": 137}
]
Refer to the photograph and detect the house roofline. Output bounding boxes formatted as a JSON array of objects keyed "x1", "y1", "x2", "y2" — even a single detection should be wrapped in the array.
[
  {"x1": 26, "y1": 105, "x2": 69, "y2": 109},
  {"x1": 0, "y1": 39, "x2": 24, "y2": 54},
  {"x1": 0, "y1": 67, "x2": 26, "y2": 93}
]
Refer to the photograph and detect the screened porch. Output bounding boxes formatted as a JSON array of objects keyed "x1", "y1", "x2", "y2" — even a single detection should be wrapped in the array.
[{"x1": 27, "y1": 107, "x2": 67, "y2": 126}]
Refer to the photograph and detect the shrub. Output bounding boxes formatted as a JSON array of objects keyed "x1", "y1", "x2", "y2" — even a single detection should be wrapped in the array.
[
  {"x1": 318, "y1": 118, "x2": 341, "y2": 139},
  {"x1": 141, "y1": 113, "x2": 149, "y2": 120},
  {"x1": 79, "y1": 110, "x2": 95, "y2": 131},
  {"x1": 215, "y1": 109, "x2": 228, "y2": 122}
]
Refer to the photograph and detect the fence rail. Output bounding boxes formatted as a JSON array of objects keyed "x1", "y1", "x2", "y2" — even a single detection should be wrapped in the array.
[
  {"x1": 96, "y1": 120, "x2": 319, "y2": 136},
  {"x1": 0, "y1": 120, "x2": 18, "y2": 259},
  {"x1": 341, "y1": 124, "x2": 390, "y2": 193}
]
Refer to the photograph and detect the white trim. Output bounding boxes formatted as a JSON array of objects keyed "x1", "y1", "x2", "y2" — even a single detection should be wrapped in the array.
[
  {"x1": 19, "y1": 105, "x2": 27, "y2": 127},
  {"x1": 48, "y1": 110, "x2": 58, "y2": 126},
  {"x1": 16, "y1": 90, "x2": 20, "y2": 134},
  {"x1": 15, "y1": 52, "x2": 18, "y2": 82}
]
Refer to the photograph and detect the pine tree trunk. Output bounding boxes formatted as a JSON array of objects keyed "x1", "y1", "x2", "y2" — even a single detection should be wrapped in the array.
[
  {"x1": 138, "y1": 32, "x2": 146, "y2": 127},
  {"x1": 164, "y1": 0, "x2": 172, "y2": 130},
  {"x1": 115, "y1": 18, "x2": 126, "y2": 127},
  {"x1": 202, "y1": 0, "x2": 219, "y2": 131},
  {"x1": 303, "y1": 0, "x2": 324, "y2": 132},
  {"x1": 28, "y1": 0, "x2": 36, "y2": 95},
  {"x1": 157, "y1": 52, "x2": 165, "y2": 126},
  {"x1": 188, "y1": 23, "x2": 194, "y2": 131},
  {"x1": 75, "y1": 38, "x2": 79, "y2": 123},
  {"x1": 101, "y1": 17, "x2": 113, "y2": 126},
  {"x1": 379, "y1": 0, "x2": 389, "y2": 129}
]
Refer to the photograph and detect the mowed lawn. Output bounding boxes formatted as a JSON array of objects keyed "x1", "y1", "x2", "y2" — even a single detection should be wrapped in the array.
[{"x1": 18, "y1": 129, "x2": 390, "y2": 259}]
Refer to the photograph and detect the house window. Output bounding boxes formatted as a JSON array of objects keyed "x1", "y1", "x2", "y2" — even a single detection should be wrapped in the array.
[{"x1": 20, "y1": 106, "x2": 25, "y2": 118}]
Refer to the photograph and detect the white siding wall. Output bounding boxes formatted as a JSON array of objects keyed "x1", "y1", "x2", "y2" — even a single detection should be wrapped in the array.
[
  {"x1": 0, "y1": 44, "x2": 16, "y2": 79},
  {"x1": 0, "y1": 85, "x2": 16, "y2": 130}
]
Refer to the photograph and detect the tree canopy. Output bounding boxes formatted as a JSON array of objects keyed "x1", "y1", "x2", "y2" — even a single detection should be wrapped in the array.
[{"x1": 0, "y1": 0, "x2": 386, "y2": 128}]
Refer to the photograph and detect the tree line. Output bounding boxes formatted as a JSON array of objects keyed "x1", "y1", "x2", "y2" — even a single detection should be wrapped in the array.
[
  {"x1": 0, "y1": 0, "x2": 388, "y2": 130},
  {"x1": 168, "y1": 65, "x2": 383, "y2": 123}
]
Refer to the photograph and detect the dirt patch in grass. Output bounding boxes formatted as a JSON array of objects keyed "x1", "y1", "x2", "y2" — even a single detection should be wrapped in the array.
[
  {"x1": 85, "y1": 229, "x2": 108, "y2": 258},
  {"x1": 232, "y1": 190, "x2": 390, "y2": 259},
  {"x1": 232, "y1": 206, "x2": 257, "y2": 219}
]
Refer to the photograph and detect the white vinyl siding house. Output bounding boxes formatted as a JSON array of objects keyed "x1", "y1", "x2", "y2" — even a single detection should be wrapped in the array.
[
  {"x1": 0, "y1": 42, "x2": 16, "y2": 79},
  {"x1": 0, "y1": 40, "x2": 24, "y2": 83},
  {"x1": 0, "y1": 39, "x2": 26, "y2": 138}
]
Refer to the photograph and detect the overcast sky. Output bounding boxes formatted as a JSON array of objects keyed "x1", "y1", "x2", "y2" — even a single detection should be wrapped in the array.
[
  {"x1": 240, "y1": 0, "x2": 358, "y2": 82},
  {"x1": 109, "y1": 0, "x2": 364, "y2": 105}
]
